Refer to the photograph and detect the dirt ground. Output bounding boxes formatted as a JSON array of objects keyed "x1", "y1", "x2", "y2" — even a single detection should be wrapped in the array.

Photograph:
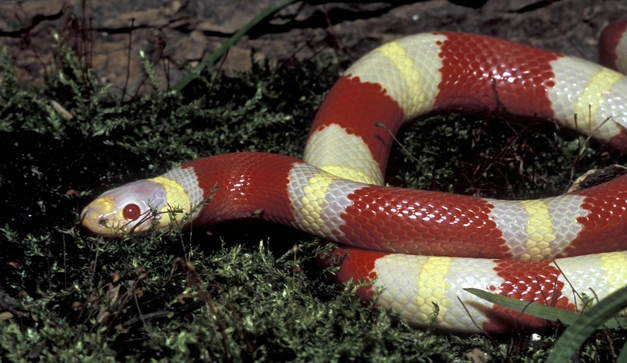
[{"x1": 1, "y1": 0, "x2": 626, "y2": 98}]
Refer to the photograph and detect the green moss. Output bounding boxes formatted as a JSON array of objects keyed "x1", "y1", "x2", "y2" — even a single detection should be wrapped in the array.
[{"x1": 0, "y1": 24, "x2": 625, "y2": 363}]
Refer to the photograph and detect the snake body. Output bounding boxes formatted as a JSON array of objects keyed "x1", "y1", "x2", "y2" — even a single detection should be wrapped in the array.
[{"x1": 82, "y1": 29, "x2": 627, "y2": 333}]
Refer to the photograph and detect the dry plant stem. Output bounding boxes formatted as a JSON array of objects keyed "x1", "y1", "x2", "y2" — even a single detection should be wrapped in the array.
[
  {"x1": 133, "y1": 287, "x2": 149, "y2": 331},
  {"x1": 63, "y1": 234, "x2": 67, "y2": 289},
  {"x1": 122, "y1": 18, "x2": 135, "y2": 100},
  {"x1": 374, "y1": 121, "x2": 423, "y2": 166}
]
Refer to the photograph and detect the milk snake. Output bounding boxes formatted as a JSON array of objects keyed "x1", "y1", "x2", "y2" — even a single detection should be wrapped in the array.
[{"x1": 81, "y1": 21, "x2": 627, "y2": 333}]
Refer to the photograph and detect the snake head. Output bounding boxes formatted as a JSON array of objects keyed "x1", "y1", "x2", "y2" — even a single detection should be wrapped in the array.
[{"x1": 81, "y1": 177, "x2": 191, "y2": 236}]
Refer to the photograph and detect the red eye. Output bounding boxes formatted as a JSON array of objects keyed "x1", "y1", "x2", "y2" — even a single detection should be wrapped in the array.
[{"x1": 122, "y1": 204, "x2": 141, "y2": 221}]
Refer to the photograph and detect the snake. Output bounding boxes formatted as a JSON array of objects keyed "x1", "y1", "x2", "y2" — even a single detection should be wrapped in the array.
[{"x1": 81, "y1": 23, "x2": 627, "y2": 334}]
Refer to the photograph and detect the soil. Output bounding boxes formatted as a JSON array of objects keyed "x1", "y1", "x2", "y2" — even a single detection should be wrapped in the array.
[{"x1": 0, "y1": 0, "x2": 626, "y2": 98}]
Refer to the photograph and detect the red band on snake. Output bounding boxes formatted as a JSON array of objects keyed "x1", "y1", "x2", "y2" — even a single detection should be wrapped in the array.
[{"x1": 81, "y1": 27, "x2": 627, "y2": 333}]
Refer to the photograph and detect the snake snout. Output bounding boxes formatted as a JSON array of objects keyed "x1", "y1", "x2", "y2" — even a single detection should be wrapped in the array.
[{"x1": 80, "y1": 196, "x2": 122, "y2": 236}]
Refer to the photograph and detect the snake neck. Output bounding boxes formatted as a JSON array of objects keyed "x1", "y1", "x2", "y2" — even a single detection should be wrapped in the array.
[{"x1": 177, "y1": 152, "x2": 304, "y2": 227}]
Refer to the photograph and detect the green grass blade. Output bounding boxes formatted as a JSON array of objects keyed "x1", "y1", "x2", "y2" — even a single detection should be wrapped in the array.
[
  {"x1": 546, "y1": 286, "x2": 627, "y2": 362},
  {"x1": 172, "y1": 0, "x2": 298, "y2": 92},
  {"x1": 618, "y1": 338, "x2": 627, "y2": 363},
  {"x1": 465, "y1": 288, "x2": 581, "y2": 324},
  {"x1": 465, "y1": 288, "x2": 627, "y2": 329}
]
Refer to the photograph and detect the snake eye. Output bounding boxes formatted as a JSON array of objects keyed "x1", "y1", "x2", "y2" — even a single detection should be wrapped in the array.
[{"x1": 122, "y1": 204, "x2": 141, "y2": 221}]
